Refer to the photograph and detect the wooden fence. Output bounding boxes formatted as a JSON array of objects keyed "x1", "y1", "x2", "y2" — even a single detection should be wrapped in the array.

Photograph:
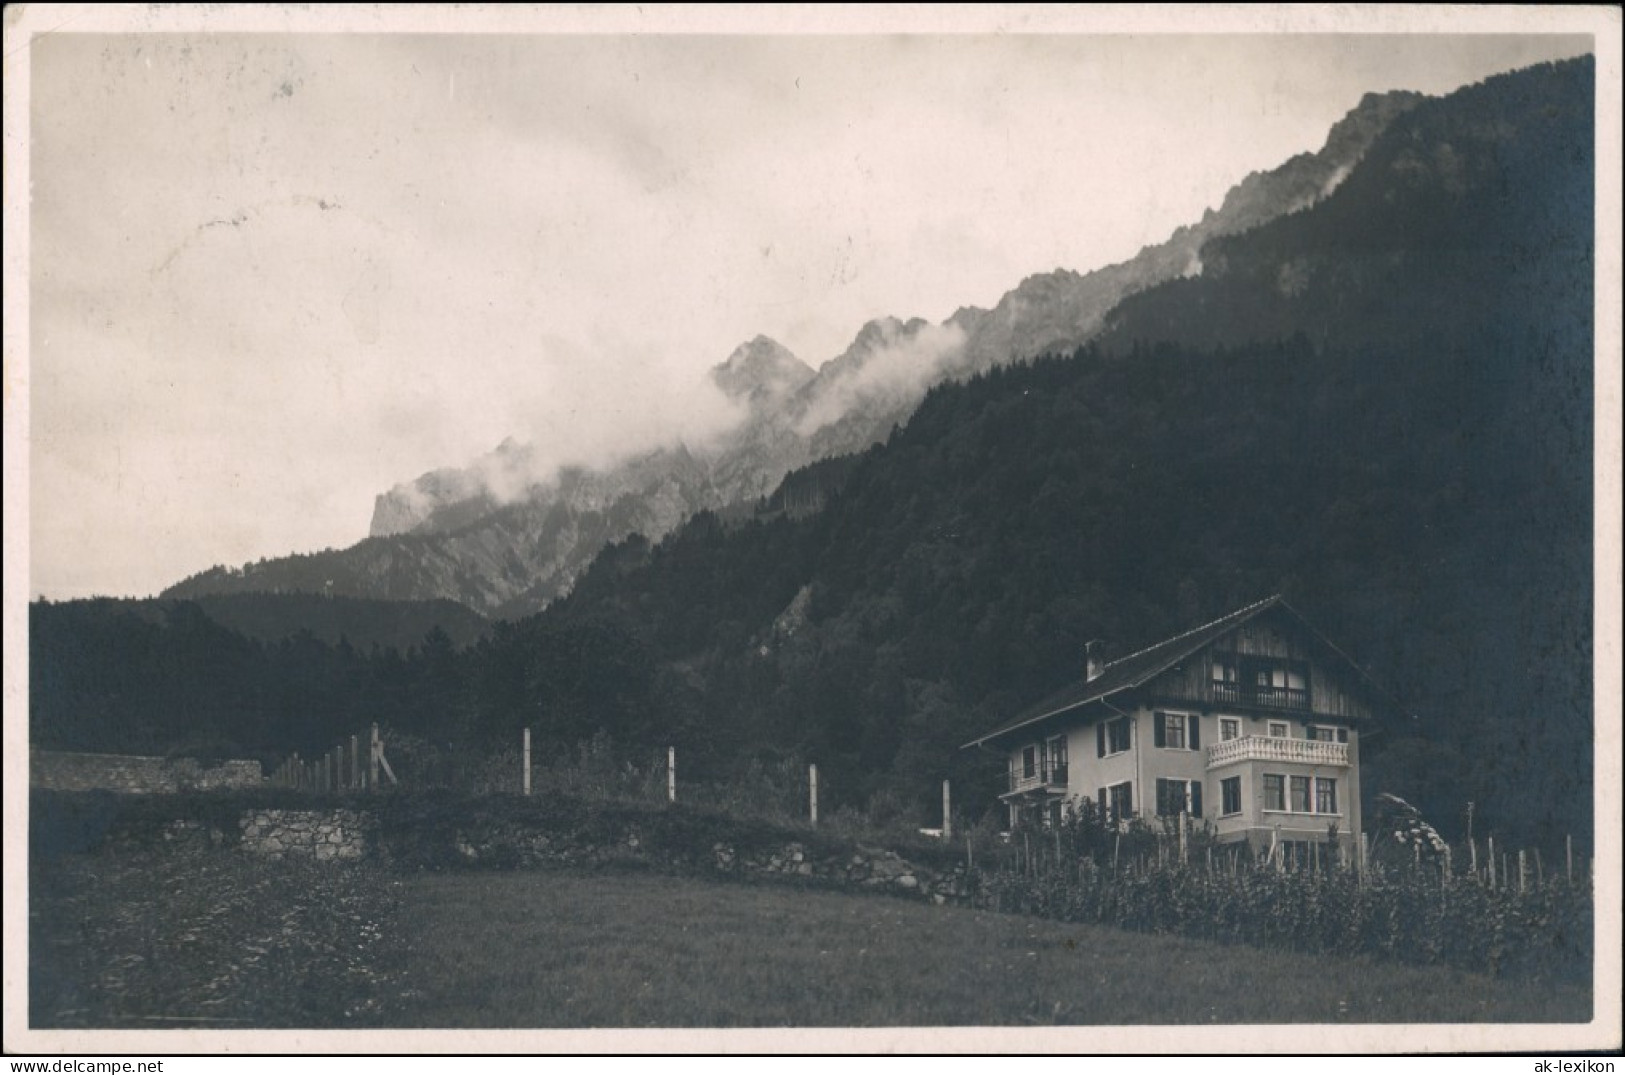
[{"x1": 270, "y1": 722, "x2": 397, "y2": 793}]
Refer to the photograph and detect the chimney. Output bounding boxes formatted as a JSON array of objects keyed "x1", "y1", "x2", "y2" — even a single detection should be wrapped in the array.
[{"x1": 1086, "y1": 640, "x2": 1106, "y2": 682}]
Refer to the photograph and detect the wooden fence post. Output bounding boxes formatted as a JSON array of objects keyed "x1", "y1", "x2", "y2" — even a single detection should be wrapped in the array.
[
  {"x1": 1518, "y1": 850, "x2": 1528, "y2": 894},
  {"x1": 375, "y1": 729, "x2": 397, "y2": 787},
  {"x1": 350, "y1": 734, "x2": 360, "y2": 789},
  {"x1": 1566, "y1": 834, "x2": 1573, "y2": 883},
  {"x1": 1179, "y1": 811, "x2": 1189, "y2": 865},
  {"x1": 523, "y1": 727, "x2": 532, "y2": 797},
  {"x1": 942, "y1": 780, "x2": 952, "y2": 842},
  {"x1": 666, "y1": 746, "x2": 676, "y2": 803},
  {"x1": 370, "y1": 724, "x2": 381, "y2": 791},
  {"x1": 809, "y1": 763, "x2": 818, "y2": 828},
  {"x1": 1488, "y1": 836, "x2": 1497, "y2": 888}
]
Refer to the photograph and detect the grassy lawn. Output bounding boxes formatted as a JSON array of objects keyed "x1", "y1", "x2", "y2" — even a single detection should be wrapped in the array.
[
  {"x1": 31, "y1": 853, "x2": 1591, "y2": 1028},
  {"x1": 375, "y1": 867, "x2": 1590, "y2": 1027}
]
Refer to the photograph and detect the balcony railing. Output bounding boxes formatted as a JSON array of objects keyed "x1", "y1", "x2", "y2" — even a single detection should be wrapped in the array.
[
  {"x1": 1207, "y1": 735, "x2": 1349, "y2": 769},
  {"x1": 1211, "y1": 681, "x2": 1310, "y2": 711},
  {"x1": 1006, "y1": 762, "x2": 1068, "y2": 795}
]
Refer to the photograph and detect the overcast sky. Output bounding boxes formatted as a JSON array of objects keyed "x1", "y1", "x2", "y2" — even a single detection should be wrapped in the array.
[{"x1": 20, "y1": 21, "x2": 1594, "y2": 600}]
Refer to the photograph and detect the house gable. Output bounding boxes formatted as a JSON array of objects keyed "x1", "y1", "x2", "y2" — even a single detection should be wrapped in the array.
[{"x1": 964, "y1": 596, "x2": 1397, "y2": 751}]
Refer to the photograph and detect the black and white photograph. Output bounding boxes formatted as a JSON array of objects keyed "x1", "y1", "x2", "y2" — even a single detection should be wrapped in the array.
[{"x1": 4, "y1": 4, "x2": 1620, "y2": 1056}]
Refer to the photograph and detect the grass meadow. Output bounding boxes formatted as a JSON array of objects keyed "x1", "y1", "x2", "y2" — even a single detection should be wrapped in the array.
[{"x1": 31, "y1": 852, "x2": 1591, "y2": 1029}]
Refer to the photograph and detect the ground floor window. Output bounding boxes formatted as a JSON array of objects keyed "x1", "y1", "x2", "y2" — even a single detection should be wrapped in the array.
[
  {"x1": 1221, "y1": 775, "x2": 1242, "y2": 816},
  {"x1": 1097, "y1": 781, "x2": 1134, "y2": 823},
  {"x1": 1264, "y1": 773, "x2": 1340, "y2": 815},
  {"x1": 1155, "y1": 777, "x2": 1203, "y2": 818},
  {"x1": 1278, "y1": 839, "x2": 1342, "y2": 869}
]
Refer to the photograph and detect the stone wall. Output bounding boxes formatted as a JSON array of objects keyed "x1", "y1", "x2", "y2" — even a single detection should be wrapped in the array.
[
  {"x1": 433, "y1": 821, "x2": 974, "y2": 904},
  {"x1": 709, "y1": 840, "x2": 975, "y2": 904},
  {"x1": 31, "y1": 750, "x2": 264, "y2": 794},
  {"x1": 239, "y1": 809, "x2": 366, "y2": 861}
]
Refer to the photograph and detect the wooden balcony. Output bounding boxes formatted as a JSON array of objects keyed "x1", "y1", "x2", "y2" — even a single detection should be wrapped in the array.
[
  {"x1": 1206, "y1": 735, "x2": 1349, "y2": 770},
  {"x1": 1003, "y1": 762, "x2": 1068, "y2": 798},
  {"x1": 1210, "y1": 681, "x2": 1310, "y2": 711}
]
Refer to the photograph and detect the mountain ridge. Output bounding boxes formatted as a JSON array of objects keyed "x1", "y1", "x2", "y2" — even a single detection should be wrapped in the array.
[{"x1": 165, "y1": 84, "x2": 1430, "y2": 616}]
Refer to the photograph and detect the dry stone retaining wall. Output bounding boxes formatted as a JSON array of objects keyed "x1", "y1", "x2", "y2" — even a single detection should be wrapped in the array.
[
  {"x1": 239, "y1": 809, "x2": 366, "y2": 861},
  {"x1": 709, "y1": 840, "x2": 975, "y2": 904},
  {"x1": 32, "y1": 750, "x2": 264, "y2": 794}
]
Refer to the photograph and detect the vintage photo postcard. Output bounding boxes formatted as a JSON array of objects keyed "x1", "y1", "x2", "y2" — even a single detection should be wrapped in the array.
[{"x1": 4, "y1": 3, "x2": 1620, "y2": 1057}]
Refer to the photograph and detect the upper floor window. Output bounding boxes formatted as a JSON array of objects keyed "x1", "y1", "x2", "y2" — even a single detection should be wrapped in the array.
[
  {"x1": 1046, "y1": 735, "x2": 1068, "y2": 782},
  {"x1": 1022, "y1": 746, "x2": 1037, "y2": 779},
  {"x1": 1306, "y1": 724, "x2": 1351, "y2": 744},
  {"x1": 1097, "y1": 716, "x2": 1132, "y2": 757},
  {"x1": 1154, "y1": 711, "x2": 1200, "y2": 750},
  {"x1": 1268, "y1": 721, "x2": 1290, "y2": 738},
  {"x1": 1220, "y1": 717, "x2": 1242, "y2": 741}
]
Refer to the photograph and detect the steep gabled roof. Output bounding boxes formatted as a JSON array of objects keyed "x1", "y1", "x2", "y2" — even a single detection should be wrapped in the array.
[{"x1": 962, "y1": 595, "x2": 1395, "y2": 749}]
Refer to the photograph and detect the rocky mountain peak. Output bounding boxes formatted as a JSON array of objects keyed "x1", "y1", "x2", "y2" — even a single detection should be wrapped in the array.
[{"x1": 709, "y1": 336, "x2": 814, "y2": 409}]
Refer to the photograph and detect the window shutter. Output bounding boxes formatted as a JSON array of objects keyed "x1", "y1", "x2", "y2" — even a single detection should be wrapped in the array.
[
  {"x1": 1189, "y1": 715, "x2": 1201, "y2": 750},
  {"x1": 1097, "y1": 722, "x2": 1106, "y2": 758},
  {"x1": 1153, "y1": 711, "x2": 1167, "y2": 748},
  {"x1": 1097, "y1": 787, "x2": 1106, "y2": 816},
  {"x1": 1124, "y1": 781, "x2": 1133, "y2": 816},
  {"x1": 1191, "y1": 781, "x2": 1204, "y2": 818},
  {"x1": 1337, "y1": 727, "x2": 1349, "y2": 743}
]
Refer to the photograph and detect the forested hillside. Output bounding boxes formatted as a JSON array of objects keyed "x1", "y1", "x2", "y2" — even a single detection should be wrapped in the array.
[{"x1": 30, "y1": 58, "x2": 1594, "y2": 847}]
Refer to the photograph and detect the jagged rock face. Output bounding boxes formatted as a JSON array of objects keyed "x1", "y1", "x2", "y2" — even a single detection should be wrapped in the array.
[
  {"x1": 710, "y1": 335, "x2": 816, "y2": 411},
  {"x1": 173, "y1": 88, "x2": 1423, "y2": 617},
  {"x1": 370, "y1": 437, "x2": 533, "y2": 538}
]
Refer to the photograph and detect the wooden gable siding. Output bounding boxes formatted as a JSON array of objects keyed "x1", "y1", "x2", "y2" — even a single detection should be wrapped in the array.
[{"x1": 1140, "y1": 612, "x2": 1373, "y2": 720}]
